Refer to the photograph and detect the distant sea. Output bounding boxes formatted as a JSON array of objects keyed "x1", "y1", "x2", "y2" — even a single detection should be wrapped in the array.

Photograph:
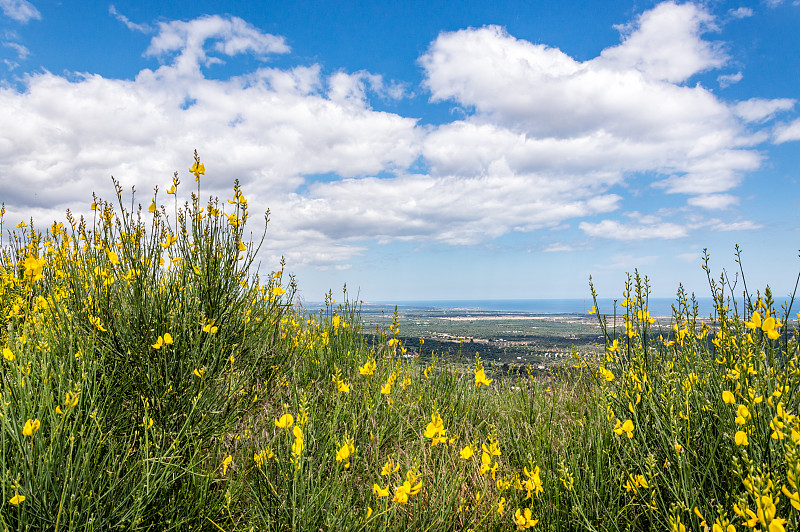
[{"x1": 363, "y1": 298, "x2": 719, "y2": 318}]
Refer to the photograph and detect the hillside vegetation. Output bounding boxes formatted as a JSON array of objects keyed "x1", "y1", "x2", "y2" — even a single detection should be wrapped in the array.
[{"x1": 2, "y1": 156, "x2": 799, "y2": 532}]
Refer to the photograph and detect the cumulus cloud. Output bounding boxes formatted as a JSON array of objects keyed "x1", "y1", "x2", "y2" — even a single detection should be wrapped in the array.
[
  {"x1": 418, "y1": 1, "x2": 780, "y2": 207},
  {"x1": 734, "y1": 98, "x2": 795, "y2": 123},
  {"x1": 774, "y1": 118, "x2": 800, "y2": 143},
  {"x1": 597, "y1": 1, "x2": 727, "y2": 83},
  {"x1": 144, "y1": 15, "x2": 290, "y2": 75},
  {"x1": 0, "y1": 14, "x2": 421, "y2": 267},
  {"x1": 0, "y1": 0, "x2": 39, "y2": 23}
]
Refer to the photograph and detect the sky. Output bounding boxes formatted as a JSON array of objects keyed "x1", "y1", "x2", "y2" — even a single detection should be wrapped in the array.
[{"x1": 1, "y1": 0, "x2": 800, "y2": 304}]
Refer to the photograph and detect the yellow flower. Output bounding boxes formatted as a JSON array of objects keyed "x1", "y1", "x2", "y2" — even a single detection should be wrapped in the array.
[
  {"x1": 106, "y1": 250, "x2": 120, "y2": 265},
  {"x1": 483, "y1": 441, "x2": 501, "y2": 457},
  {"x1": 599, "y1": 366, "x2": 614, "y2": 382},
  {"x1": 460, "y1": 445, "x2": 474, "y2": 460},
  {"x1": 221, "y1": 454, "x2": 233, "y2": 475},
  {"x1": 163, "y1": 333, "x2": 173, "y2": 345},
  {"x1": 479, "y1": 451, "x2": 491, "y2": 475},
  {"x1": 23, "y1": 256, "x2": 45, "y2": 281},
  {"x1": 392, "y1": 478, "x2": 421, "y2": 505},
  {"x1": 613, "y1": 418, "x2": 634, "y2": 438},
  {"x1": 148, "y1": 199, "x2": 156, "y2": 213},
  {"x1": 373, "y1": 484, "x2": 389, "y2": 497},
  {"x1": 152, "y1": 336, "x2": 165, "y2": 349},
  {"x1": 735, "y1": 404, "x2": 751, "y2": 426},
  {"x1": 89, "y1": 315, "x2": 107, "y2": 332},
  {"x1": 292, "y1": 429, "x2": 304, "y2": 457},
  {"x1": 745, "y1": 311, "x2": 762, "y2": 330},
  {"x1": 762, "y1": 316, "x2": 781, "y2": 340},
  {"x1": 497, "y1": 497, "x2": 506, "y2": 516},
  {"x1": 202, "y1": 322, "x2": 218, "y2": 334},
  {"x1": 190, "y1": 162, "x2": 205, "y2": 180},
  {"x1": 523, "y1": 466, "x2": 543, "y2": 497},
  {"x1": 735, "y1": 430, "x2": 749, "y2": 446},
  {"x1": 608, "y1": 339, "x2": 619, "y2": 353},
  {"x1": 2, "y1": 347, "x2": 13, "y2": 362},
  {"x1": 270, "y1": 285, "x2": 286, "y2": 298},
  {"x1": 336, "y1": 440, "x2": 355, "y2": 468},
  {"x1": 359, "y1": 359, "x2": 376, "y2": 376},
  {"x1": 332, "y1": 375, "x2": 350, "y2": 393},
  {"x1": 782, "y1": 485, "x2": 800, "y2": 511},
  {"x1": 161, "y1": 234, "x2": 178, "y2": 248},
  {"x1": 424, "y1": 411, "x2": 447, "y2": 446},
  {"x1": 514, "y1": 507, "x2": 538, "y2": 529},
  {"x1": 722, "y1": 390, "x2": 735, "y2": 404},
  {"x1": 380, "y1": 457, "x2": 400, "y2": 476},
  {"x1": 589, "y1": 306, "x2": 596, "y2": 315},
  {"x1": 9, "y1": 491, "x2": 24, "y2": 505},
  {"x1": 475, "y1": 367, "x2": 492, "y2": 388},
  {"x1": 167, "y1": 184, "x2": 176, "y2": 194},
  {"x1": 275, "y1": 413, "x2": 294, "y2": 428},
  {"x1": 22, "y1": 418, "x2": 41, "y2": 437}
]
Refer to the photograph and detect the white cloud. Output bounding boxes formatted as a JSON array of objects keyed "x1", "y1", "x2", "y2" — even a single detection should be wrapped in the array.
[
  {"x1": 3, "y1": 41, "x2": 28, "y2": 59},
  {"x1": 0, "y1": 0, "x2": 39, "y2": 23},
  {"x1": 711, "y1": 220, "x2": 762, "y2": 231},
  {"x1": 734, "y1": 98, "x2": 795, "y2": 123},
  {"x1": 0, "y1": 4, "x2": 792, "y2": 271},
  {"x1": 109, "y1": 5, "x2": 151, "y2": 34},
  {"x1": 275, "y1": 173, "x2": 621, "y2": 249},
  {"x1": 543, "y1": 243, "x2": 575, "y2": 252},
  {"x1": 0, "y1": 15, "x2": 421, "y2": 270},
  {"x1": 579, "y1": 219, "x2": 688, "y2": 240},
  {"x1": 729, "y1": 7, "x2": 754, "y2": 18},
  {"x1": 774, "y1": 118, "x2": 800, "y2": 143},
  {"x1": 419, "y1": 3, "x2": 769, "y2": 205},
  {"x1": 718, "y1": 71, "x2": 743, "y2": 88},
  {"x1": 597, "y1": 1, "x2": 727, "y2": 83},
  {"x1": 687, "y1": 194, "x2": 739, "y2": 209},
  {"x1": 144, "y1": 15, "x2": 290, "y2": 75}
]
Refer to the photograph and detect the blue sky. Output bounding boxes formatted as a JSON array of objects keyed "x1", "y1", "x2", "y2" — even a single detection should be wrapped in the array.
[{"x1": 1, "y1": 0, "x2": 800, "y2": 303}]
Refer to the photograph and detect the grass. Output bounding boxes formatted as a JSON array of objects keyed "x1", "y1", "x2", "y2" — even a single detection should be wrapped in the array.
[{"x1": 1, "y1": 154, "x2": 799, "y2": 531}]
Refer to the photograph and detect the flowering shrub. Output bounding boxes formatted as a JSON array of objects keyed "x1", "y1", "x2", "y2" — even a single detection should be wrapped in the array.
[{"x1": 2, "y1": 155, "x2": 799, "y2": 531}]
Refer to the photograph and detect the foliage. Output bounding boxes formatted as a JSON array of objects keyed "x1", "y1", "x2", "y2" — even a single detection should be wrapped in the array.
[{"x1": 2, "y1": 155, "x2": 800, "y2": 531}]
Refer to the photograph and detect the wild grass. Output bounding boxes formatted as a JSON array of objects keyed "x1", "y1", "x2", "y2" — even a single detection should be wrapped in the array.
[{"x1": 1, "y1": 155, "x2": 799, "y2": 531}]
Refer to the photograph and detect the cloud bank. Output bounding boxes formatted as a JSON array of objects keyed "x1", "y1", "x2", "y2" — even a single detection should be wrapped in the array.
[{"x1": 0, "y1": 2, "x2": 795, "y2": 269}]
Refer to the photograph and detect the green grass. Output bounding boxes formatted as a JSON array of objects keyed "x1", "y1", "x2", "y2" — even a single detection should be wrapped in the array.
[{"x1": 2, "y1": 157, "x2": 799, "y2": 531}]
